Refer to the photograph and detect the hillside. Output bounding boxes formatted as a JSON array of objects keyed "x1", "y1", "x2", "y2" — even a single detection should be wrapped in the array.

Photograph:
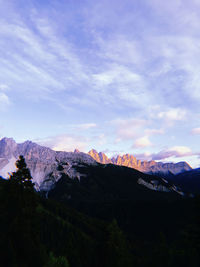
[{"x1": 0, "y1": 157, "x2": 200, "y2": 267}]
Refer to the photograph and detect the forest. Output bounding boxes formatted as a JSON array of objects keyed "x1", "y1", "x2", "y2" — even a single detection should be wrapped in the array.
[{"x1": 0, "y1": 156, "x2": 200, "y2": 267}]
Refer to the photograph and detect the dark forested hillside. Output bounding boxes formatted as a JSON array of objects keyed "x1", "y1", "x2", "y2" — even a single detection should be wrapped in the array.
[
  {"x1": 167, "y1": 168, "x2": 200, "y2": 194},
  {"x1": 48, "y1": 163, "x2": 189, "y2": 238},
  {"x1": 0, "y1": 177, "x2": 134, "y2": 267},
  {"x1": 1, "y1": 159, "x2": 200, "y2": 267},
  {"x1": 47, "y1": 163, "x2": 200, "y2": 266}
]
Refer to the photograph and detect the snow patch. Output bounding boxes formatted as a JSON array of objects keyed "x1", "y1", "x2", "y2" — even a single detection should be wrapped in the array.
[{"x1": 0, "y1": 156, "x2": 17, "y2": 178}]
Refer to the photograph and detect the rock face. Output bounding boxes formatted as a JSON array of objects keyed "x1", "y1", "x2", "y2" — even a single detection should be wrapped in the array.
[
  {"x1": 88, "y1": 149, "x2": 111, "y2": 164},
  {"x1": 0, "y1": 137, "x2": 96, "y2": 191},
  {"x1": 0, "y1": 137, "x2": 192, "y2": 195},
  {"x1": 88, "y1": 150, "x2": 192, "y2": 175}
]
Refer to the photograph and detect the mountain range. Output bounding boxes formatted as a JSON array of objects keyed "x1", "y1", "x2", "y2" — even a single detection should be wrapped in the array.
[
  {"x1": 88, "y1": 149, "x2": 192, "y2": 175},
  {"x1": 0, "y1": 137, "x2": 96, "y2": 191},
  {"x1": 1, "y1": 137, "x2": 200, "y2": 267},
  {"x1": 0, "y1": 137, "x2": 196, "y2": 195}
]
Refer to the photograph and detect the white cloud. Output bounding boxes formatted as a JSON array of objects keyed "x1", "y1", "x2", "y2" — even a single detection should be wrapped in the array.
[
  {"x1": 169, "y1": 146, "x2": 192, "y2": 155},
  {"x1": 112, "y1": 118, "x2": 148, "y2": 140},
  {"x1": 0, "y1": 0, "x2": 199, "y2": 167},
  {"x1": 97, "y1": 35, "x2": 142, "y2": 65},
  {"x1": 0, "y1": 16, "x2": 91, "y2": 103},
  {"x1": 133, "y1": 136, "x2": 152, "y2": 148},
  {"x1": 36, "y1": 134, "x2": 89, "y2": 152},
  {"x1": 111, "y1": 118, "x2": 165, "y2": 145},
  {"x1": 158, "y1": 108, "x2": 186, "y2": 123},
  {"x1": 0, "y1": 92, "x2": 10, "y2": 110},
  {"x1": 92, "y1": 64, "x2": 149, "y2": 105}
]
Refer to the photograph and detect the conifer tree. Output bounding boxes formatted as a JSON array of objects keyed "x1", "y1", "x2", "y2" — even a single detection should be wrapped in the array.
[
  {"x1": 9, "y1": 155, "x2": 34, "y2": 190},
  {"x1": 104, "y1": 219, "x2": 133, "y2": 267}
]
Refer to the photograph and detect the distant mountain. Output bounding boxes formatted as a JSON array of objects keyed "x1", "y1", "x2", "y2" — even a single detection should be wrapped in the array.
[
  {"x1": 88, "y1": 149, "x2": 192, "y2": 175},
  {"x1": 0, "y1": 137, "x2": 187, "y2": 196},
  {"x1": 0, "y1": 137, "x2": 96, "y2": 191},
  {"x1": 166, "y1": 168, "x2": 200, "y2": 194},
  {"x1": 1, "y1": 137, "x2": 200, "y2": 267}
]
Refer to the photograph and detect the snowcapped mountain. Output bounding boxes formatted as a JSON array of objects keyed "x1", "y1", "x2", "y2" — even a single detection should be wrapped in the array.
[
  {"x1": 0, "y1": 137, "x2": 96, "y2": 191},
  {"x1": 88, "y1": 149, "x2": 192, "y2": 175}
]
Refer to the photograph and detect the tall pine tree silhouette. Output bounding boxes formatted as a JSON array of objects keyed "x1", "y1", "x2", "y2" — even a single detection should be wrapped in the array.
[{"x1": 9, "y1": 155, "x2": 34, "y2": 190}]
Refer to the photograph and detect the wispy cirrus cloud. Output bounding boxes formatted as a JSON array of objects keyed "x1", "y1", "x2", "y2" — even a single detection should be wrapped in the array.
[
  {"x1": 0, "y1": 11, "x2": 91, "y2": 105},
  {"x1": 0, "y1": 84, "x2": 10, "y2": 110},
  {"x1": 1, "y1": 0, "x2": 200, "y2": 112},
  {"x1": 0, "y1": 0, "x2": 200, "y2": 168}
]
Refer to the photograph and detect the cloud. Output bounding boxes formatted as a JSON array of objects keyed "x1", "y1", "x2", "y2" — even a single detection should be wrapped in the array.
[
  {"x1": 92, "y1": 64, "x2": 149, "y2": 107},
  {"x1": 0, "y1": 84, "x2": 10, "y2": 110},
  {"x1": 0, "y1": 84, "x2": 9, "y2": 91},
  {"x1": 191, "y1": 127, "x2": 200, "y2": 135},
  {"x1": 151, "y1": 146, "x2": 193, "y2": 161},
  {"x1": 75, "y1": 123, "x2": 97, "y2": 130},
  {"x1": 92, "y1": 133, "x2": 107, "y2": 146},
  {"x1": 111, "y1": 117, "x2": 165, "y2": 146},
  {"x1": 1, "y1": 0, "x2": 199, "y2": 114},
  {"x1": 36, "y1": 134, "x2": 89, "y2": 152},
  {"x1": 0, "y1": 0, "x2": 199, "y2": 169},
  {"x1": 0, "y1": 92, "x2": 10, "y2": 110},
  {"x1": 156, "y1": 108, "x2": 187, "y2": 127},
  {"x1": 112, "y1": 118, "x2": 148, "y2": 140},
  {"x1": 158, "y1": 108, "x2": 186, "y2": 121},
  {"x1": 85, "y1": 0, "x2": 200, "y2": 109},
  {"x1": 0, "y1": 13, "x2": 91, "y2": 105},
  {"x1": 133, "y1": 136, "x2": 152, "y2": 148},
  {"x1": 144, "y1": 128, "x2": 165, "y2": 135},
  {"x1": 97, "y1": 35, "x2": 142, "y2": 65},
  {"x1": 134, "y1": 146, "x2": 196, "y2": 162}
]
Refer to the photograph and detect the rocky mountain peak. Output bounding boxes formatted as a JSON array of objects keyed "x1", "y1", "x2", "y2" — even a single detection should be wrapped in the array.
[
  {"x1": 0, "y1": 137, "x2": 96, "y2": 191},
  {"x1": 0, "y1": 137, "x2": 17, "y2": 158},
  {"x1": 88, "y1": 150, "x2": 192, "y2": 175}
]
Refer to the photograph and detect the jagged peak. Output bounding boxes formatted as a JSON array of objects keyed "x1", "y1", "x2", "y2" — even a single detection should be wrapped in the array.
[
  {"x1": 88, "y1": 149, "x2": 98, "y2": 153},
  {"x1": 21, "y1": 140, "x2": 33, "y2": 145},
  {"x1": 0, "y1": 137, "x2": 16, "y2": 144},
  {"x1": 88, "y1": 149, "x2": 192, "y2": 175}
]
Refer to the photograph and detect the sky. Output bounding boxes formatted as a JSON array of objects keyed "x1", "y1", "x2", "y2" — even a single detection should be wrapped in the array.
[{"x1": 0, "y1": 0, "x2": 200, "y2": 168}]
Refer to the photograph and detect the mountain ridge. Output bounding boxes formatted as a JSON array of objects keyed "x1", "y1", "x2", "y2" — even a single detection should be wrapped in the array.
[
  {"x1": 88, "y1": 149, "x2": 192, "y2": 175},
  {"x1": 0, "y1": 137, "x2": 192, "y2": 194},
  {"x1": 0, "y1": 137, "x2": 97, "y2": 190}
]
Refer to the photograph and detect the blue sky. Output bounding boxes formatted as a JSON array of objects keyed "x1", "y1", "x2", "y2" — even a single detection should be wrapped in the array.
[{"x1": 0, "y1": 0, "x2": 200, "y2": 167}]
